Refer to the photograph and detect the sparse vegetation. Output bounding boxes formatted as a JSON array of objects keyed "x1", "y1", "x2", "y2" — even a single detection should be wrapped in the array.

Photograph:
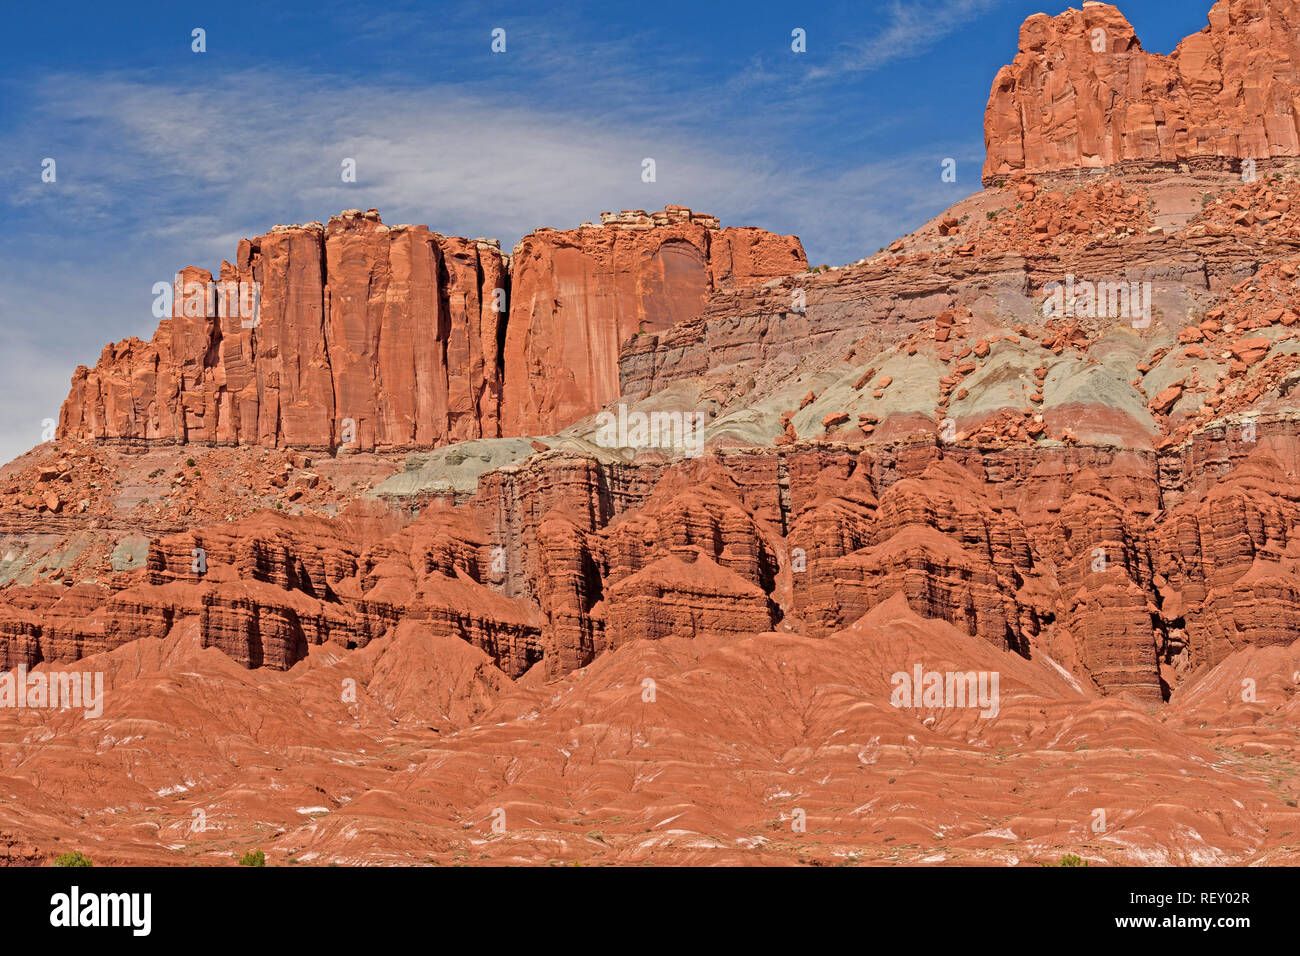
[
  {"x1": 53, "y1": 851, "x2": 93, "y2": 867},
  {"x1": 237, "y1": 849, "x2": 266, "y2": 867}
]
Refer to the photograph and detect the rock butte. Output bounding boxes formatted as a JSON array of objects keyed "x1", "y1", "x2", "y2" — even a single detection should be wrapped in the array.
[
  {"x1": 58, "y1": 206, "x2": 806, "y2": 450},
  {"x1": 985, "y1": 0, "x2": 1300, "y2": 182},
  {"x1": 2, "y1": 0, "x2": 1300, "y2": 865}
]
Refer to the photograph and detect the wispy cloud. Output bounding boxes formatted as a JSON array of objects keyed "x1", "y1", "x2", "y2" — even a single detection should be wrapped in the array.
[
  {"x1": 10, "y1": 69, "x2": 972, "y2": 265},
  {"x1": 808, "y1": 0, "x2": 1007, "y2": 78}
]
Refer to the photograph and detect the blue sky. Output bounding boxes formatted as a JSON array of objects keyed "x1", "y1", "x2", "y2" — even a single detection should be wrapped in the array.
[{"x1": 0, "y1": 0, "x2": 1216, "y2": 463}]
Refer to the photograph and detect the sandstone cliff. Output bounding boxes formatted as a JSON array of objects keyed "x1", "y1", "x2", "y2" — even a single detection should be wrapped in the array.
[
  {"x1": 59, "y1": 210, "x2": 509, "y2": 451},
  {"x1": 984, "y1": 0, "x2": 1300, "y2": 183},
  {"x1": 501, "y1": 206, "x2": 806, "y2": 434},
  {"x1": 58, "y1": 206, "x2": 805, "y2": 450}
]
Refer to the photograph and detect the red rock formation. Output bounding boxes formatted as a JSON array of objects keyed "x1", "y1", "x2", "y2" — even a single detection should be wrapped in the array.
[
  {"x1": 59, "y1": 210, "x2": 510, "y2": 451},
  {"x1": 320, "y1": 217, "x2": 507, "y2": 449},
  {"x1": 984, "y1": 0, "x2": 1300, "y2": 183},
  {"x1": 0, "y1": 589, "x2": 1296, "y2": 866},
  {"x1": 60, "y1": 206, "x2": 804, "y2": 449},
  {"x1": 602, "y1": 551, "x2": 777, "y2": 649},
  {"x1": 13, "y1": 0, "x2": 1300, "y2": 871},
  {"x1": 0, "y1": 434, "x2": 1242, "y2": 704},
  {"x1": 500, "y1": 206, "x2": 805, "y2": 435}
]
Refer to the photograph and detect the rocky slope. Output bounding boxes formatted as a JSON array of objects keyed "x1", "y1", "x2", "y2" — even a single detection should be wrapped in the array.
[{"x1": 2, "y1": 0, "x2": 1299, "y2": 866}]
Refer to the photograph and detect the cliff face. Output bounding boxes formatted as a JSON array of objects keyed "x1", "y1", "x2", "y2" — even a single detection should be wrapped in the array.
[
  {"x1": 58, "y1": 206, "x2": 805, "y2": 449},
  {"x1": 58, "y1": 210, "x2": 508, "y2": 452},
  {"x1": 36, "y1": 0, "x2": 1300, "y2": 703},
  {"x1": 7, "y1": 0, "x2": 1300, "y2": 868},
  {"x1": 984, "y1": 0, "x2": 1300, "y2": 183},
  {"x1": 501, "y1": 207, "x2": 805, "y2": 435}
]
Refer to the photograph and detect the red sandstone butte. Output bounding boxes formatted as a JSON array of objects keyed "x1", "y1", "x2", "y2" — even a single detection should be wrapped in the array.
[
  {"x1": 984, "y1": 0, "x2": 1300, "y2": 183},
  {"x1": 59, "y1": 206, "x2": 804, "y2": 450},
  {"x1": 59, "y1": 210, "x2": 509, "y2": 452},
  {"x1": 499, "y1": 205, "x2": 805, "y2": 435}
]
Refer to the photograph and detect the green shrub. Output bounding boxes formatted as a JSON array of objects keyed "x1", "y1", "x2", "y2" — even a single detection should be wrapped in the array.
[
  {"x1": 237, "y1": 849, "x2": 266, "y2": 867},
  {"x1": 53, "y1": 851, "x2": 93, "y2": 867}
]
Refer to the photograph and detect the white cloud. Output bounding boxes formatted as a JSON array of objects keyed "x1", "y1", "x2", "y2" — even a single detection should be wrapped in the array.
[
  {"x1": 19, "y1": 70, "x2": 979, "y2": 257},
  {"x1": 809, "y1": 0, "x2": 1006, "y2": 78},
  {"x1": 20, "y1": 72, "x2": 783, "y2": 249}
]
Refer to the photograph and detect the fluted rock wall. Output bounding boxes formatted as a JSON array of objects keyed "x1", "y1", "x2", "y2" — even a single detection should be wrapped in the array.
[
  {"x1": 59, "y1": 210, "x2": 508, "y2": 451},
  {"x1": 59, "y1": 206, "x2": 805, "y2": 449},
  {"x1": 984, "y1": 0, "x2": 1300, "y2": 183},
  {"x1": 502, "y1": 208, "x2": 805, "y2": 434},
  {"x1": 5, "y1": 420, "x2": 1300, "y2": 704}
]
